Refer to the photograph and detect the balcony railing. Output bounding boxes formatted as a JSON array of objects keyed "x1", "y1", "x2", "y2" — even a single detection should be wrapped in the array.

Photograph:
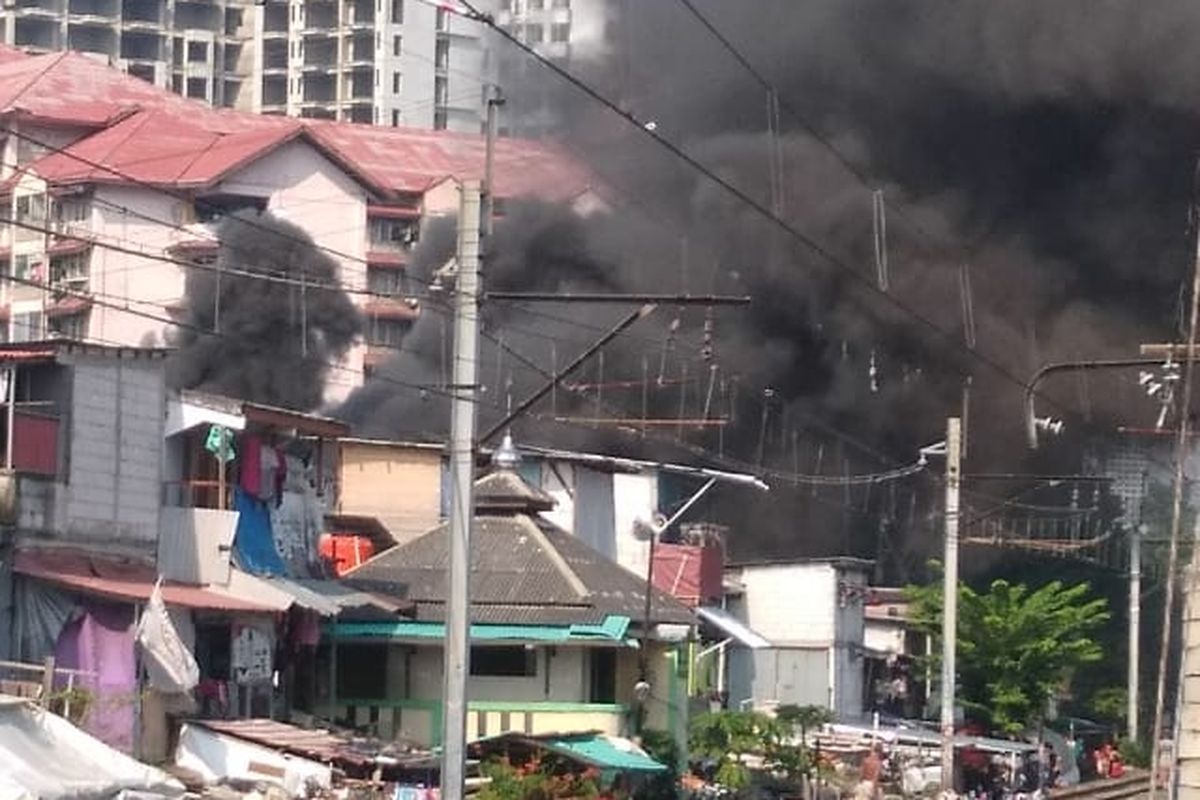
[{"x1": 331, "y1": 698, "x2": 627, "y2": 747}]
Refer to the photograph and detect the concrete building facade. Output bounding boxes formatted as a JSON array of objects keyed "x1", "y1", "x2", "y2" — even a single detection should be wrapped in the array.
[{"x1": 0, "y1": 0, "x2": 616, "y2": 134}]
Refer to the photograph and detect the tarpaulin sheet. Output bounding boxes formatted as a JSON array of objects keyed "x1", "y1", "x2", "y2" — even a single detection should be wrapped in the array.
[
  {"x1": 54, "y1": 601, "x2": 137, "y2": 754},
  {"x1": 11, "y1": 576, "x2": 77, "y2": 664},
  {"x1": 233, "y1": 487, "x2": 287, "y2": 577},
  {"x1": 0, "y1": 696, "x2": 183, "y2": 799}
]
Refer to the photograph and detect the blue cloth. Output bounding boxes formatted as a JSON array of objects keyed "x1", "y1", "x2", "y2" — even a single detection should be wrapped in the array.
[{"x1": 233, "y1": 487, "x2": 287, "y2": 576}]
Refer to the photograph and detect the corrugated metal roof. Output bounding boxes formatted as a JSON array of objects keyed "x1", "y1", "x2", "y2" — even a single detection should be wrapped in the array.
[
  {"x1": 191, "y1": 718, "x2": 435, "y2": 774},
  {"x1": 0, "y1": 50, "x2": 599, "y2": 202},
  {"x1": 411, "y1": 603, "x2": 606, "y2": 626},
  {"x1": 216, "y1": 570, "x2": 408, "y2": 617},
  {"x1": 345, "y1": 470, "x2": 694, "y2": 626},
  {"x1": 14, "y1": 548, "x2": 275, "y2": 613},
  {"x1": 695, "y1": 606, "x2": 771, "y2": 649}
]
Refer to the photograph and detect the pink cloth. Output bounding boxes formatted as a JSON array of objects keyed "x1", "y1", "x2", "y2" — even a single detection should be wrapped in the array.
[{"x1": 55, "y1": 601, "x2": 137, "y2": 753}]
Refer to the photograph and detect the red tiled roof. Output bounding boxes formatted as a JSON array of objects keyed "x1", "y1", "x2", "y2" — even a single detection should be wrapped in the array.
[
  {"x1": 306, "y1": 120, "x2": 599, "y2": 201},
  {"x1": 31, "y1": 110, "x2": 301, "y2": 189},
  {"x1": 0, "y1": 50, "x2": 201, "y2": 128},
  {"x1": 0, "y1": 48, "x2": 601, "y2": 203},
  {"x1": 14, "y1": 547, "x2": 277, "y2": 612}
]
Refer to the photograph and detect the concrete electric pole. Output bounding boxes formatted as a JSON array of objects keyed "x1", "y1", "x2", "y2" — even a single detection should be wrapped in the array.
[
  {"x1": 440, "y1": 180, "x2": 482, "y2": 800},
  {"x1": 941, "y1": 416, "x2": 962, "y2": 795}
]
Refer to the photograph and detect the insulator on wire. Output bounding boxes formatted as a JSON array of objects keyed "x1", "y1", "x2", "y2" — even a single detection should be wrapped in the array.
[{"x1": 701, "y1": 306, "x2": 715, "y2": 363}]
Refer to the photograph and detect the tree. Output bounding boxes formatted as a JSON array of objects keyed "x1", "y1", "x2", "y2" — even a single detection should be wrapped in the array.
[
  {"x1": 689, "y1": 710, "x2": 770, "y2": 789},
  {"x1": 907, "y1": 574, "x2": 1110, "y2": 734},
  {"x1": 775, "y1": 704, "x2": 833, "y2": 786}
]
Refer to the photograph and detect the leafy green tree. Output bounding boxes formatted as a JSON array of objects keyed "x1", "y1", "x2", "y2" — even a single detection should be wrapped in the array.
[
  {"x1": 907, "y1": 575, "x2": 1110, "y2": 734},
  {"x1": 688, "y1": 710, "x2": 781, "y2": 790},
  {"x1": 774, "y1": 704, "x2": 833, "y2": 785}
]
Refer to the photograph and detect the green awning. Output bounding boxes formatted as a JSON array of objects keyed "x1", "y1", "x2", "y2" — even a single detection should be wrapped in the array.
[
  {"x1": 541, "y1": 733, "x2": 667, "y2": 772},
  {"x1": 473, "y1": 732, "x2": 668, "y2": 773},
  {"x1": 329, "y1": 614, "x2": 632, "y2": 643}
]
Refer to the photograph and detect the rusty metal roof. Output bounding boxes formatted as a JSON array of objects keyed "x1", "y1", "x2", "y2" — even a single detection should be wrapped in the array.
[
  {"x1": 190, "y1": 718, "x2": 436, "y2": 777},
  {"x1": 0, "y1": 49, "x2": 600, "y2": 203},
  {"x1": 13, "y1": 548, "x2": 277, "y2": 613}
]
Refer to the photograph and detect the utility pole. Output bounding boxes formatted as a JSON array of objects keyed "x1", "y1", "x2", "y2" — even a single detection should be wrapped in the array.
[
  {"x1": 1130, "y1": 523, "x2": 1142, "y2": 742},
  {"x1": 941, "y1": 416, "x2": 962, "y2": 795},
  {"x1": 482, "y1": 86, "x2": 504, "y2": 240},
  {"x1": 1151, "y1": 213, "x2": 1200, "y2": 798},
  {"x1": 440, "y1": 180, "x2": 482, "y2": 800}
]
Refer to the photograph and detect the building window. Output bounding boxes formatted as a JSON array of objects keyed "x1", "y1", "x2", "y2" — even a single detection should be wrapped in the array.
[
  {"x1": 589, "y1": 649, "x2": 616, "y2": 703},
  {"x1": 393, "y1": 34, "x2": 402, "y2": 56},
  {"x1": 434, "y1": 108, "x2": 447, "y2": 129},
  {"x1": 187, "y1": 41, "x2": 207, "y2": 63},
  {"x1": 552, "y1": 0, "x2": 569, "y2": 8},
  {"x1": 12, "y1": 255, "x2": 35, "y2": 281},
  {"x1": 435, "y1": 38, "x2": 449, "y2": 70},
  {"x1": 528, "y1": 0, "x2": 543, "y2": 9},
  {"x1": 391, "y1": 0, "x2": 403, "y2": 23},
  {"x1": 391, "y1": 109, "x2": 400, "y2": 126},
  {"x1": 434, "y1": 75, "x2": 447, "y2": 105},
  {"x1": 436, "y1": 7, "x2": 449, "y2": 31},
  {"x1": 369, "y1": 217, "x2": 418, "y2": 247},
  {"x1": 368, "y1": 267, "x2": 405, "y2": 296},
  {"x1": 54, "y1": 198, "x2": 89, "y2": 225},
  {"x1": 392, "y1": 71, "x2": 401, "y2": 94},
  {"x1": 50, "y1": 253, "x2": 88, "y2": 293},
  {"x1": 374, "y1": 68, "x2": 379, "y2": 87},
  {"x1": 48, "y1": 311, "x2": 88, "y2": 340},
  {"x1": 11, "y1": 312, "x2": 43, "y2": 343},
  {"x1": 500, "y1": 0, "x2": 511, "y2": 9},
  {"x1": 15, "y1": 195, "x2": 45, "y2": 225},
  {"x1": 470, "y1": 646, "x2": 536, "y2": 678},
  {"x1": 367, "y1": 317, "x2": 408, "y2": 347},
  {"x1": 525, "y1": 23, "x2": 544, "y2": 43},
  {"x1": 550, "y1": 22, "x2": 569, "y2": 42}
]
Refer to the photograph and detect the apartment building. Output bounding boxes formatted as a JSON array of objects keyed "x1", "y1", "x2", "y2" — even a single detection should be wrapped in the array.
[
  {"x1": 257, "y1": 0, "x2": 489, "y2": 131},
  {"x1": 0, "y1": 48, "x2": 602, "y2": 401},
  {"x1": 0, "y1": 0, "x2": 615, "y2": 134},
  {"x1": 1, "y1": 0, "x2": 255, "y2": 109}
]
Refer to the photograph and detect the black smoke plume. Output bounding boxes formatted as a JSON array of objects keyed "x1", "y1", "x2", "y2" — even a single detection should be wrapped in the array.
[
  {"x1": 345, "y1": 1, "x2": 1200, "y2": 568},
  {"x1": 167, "y1": 211, "x2": 363, "y2": 411}
]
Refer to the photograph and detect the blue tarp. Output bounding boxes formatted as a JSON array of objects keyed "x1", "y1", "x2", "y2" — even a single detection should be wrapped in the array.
[{"x1": 233, "y1": 487, "x2": 287, "y2": 577}]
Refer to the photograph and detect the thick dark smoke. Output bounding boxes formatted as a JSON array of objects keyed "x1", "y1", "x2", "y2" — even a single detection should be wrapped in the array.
[
  {"x1": 168, "y1": 211, "x2": 363, "y2": 411},
  {"x1": 342, "y1": 2, "x2": 1200, "y2": 569}
]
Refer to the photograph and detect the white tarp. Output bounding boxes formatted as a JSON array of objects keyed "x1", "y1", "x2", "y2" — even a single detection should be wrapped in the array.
[
  {"x1": 135, "y1": 583, "x2": 199, "y2": 694},
  {"x1": 0, "y1": 696, "x2": 183, "y2": 799},
  {"x1": 174, "y1": 723, "x2": 332, "y2": 797}
]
